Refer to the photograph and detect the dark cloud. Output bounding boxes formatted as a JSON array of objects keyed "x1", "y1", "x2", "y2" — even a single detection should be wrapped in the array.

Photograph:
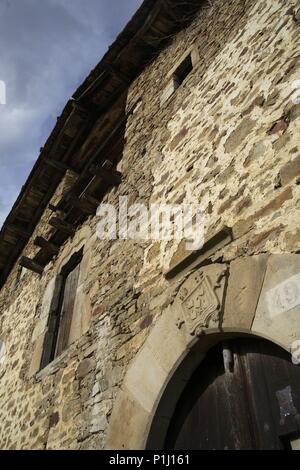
[{"x1": 0, "y1": 0, "x2": 143, "y2": 225}]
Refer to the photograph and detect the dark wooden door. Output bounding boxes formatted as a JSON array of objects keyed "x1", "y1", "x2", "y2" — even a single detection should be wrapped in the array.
[{"x1": 165, "y1": 338, "x2": 300, "y2": 450}]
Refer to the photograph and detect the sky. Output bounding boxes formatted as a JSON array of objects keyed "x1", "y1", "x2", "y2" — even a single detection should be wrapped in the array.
[{"x1": 0, "y1": 0, "x2": 143, "y2": 226}]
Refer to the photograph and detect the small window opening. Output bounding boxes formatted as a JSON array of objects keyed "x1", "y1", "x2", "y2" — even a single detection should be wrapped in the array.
[
  {"x1": 40, "y1": 247, "x2": 83, "y2": 369},
  {"x1": 173, "y1": 54, "x2": 193, "y2": 88}
]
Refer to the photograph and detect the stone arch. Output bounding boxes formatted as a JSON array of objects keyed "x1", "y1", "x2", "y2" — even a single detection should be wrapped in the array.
[{"x1": 106, "y1": 254, "x2": 300, "y2": 449}]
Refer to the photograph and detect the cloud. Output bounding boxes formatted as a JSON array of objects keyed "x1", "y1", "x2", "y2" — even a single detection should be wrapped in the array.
[{"x1": 0, "y1": 0, "x2": 143, "y2": 225}]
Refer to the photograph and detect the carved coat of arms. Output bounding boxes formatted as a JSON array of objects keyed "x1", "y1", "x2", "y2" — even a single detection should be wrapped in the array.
[{"x1": 176, "y1": 266, "x2": 227, "y2": 336}]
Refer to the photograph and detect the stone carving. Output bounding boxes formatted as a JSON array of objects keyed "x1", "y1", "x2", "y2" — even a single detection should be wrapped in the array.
[
  {"x1": 176, "y1": 265, "x2": 227, "y2": 336},
  {"x1": 266, "y1": 272, "x2": 300, "y2": 318}
]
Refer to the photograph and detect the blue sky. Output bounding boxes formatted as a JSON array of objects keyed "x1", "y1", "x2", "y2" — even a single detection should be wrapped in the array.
[{"x1": 0, "y1": 0, "x2": 143, "y2": 226}]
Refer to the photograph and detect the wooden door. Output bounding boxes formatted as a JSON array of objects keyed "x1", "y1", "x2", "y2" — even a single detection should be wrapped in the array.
[{"x1": 165, "y1": 338, "x2": 300, "y2": 450}]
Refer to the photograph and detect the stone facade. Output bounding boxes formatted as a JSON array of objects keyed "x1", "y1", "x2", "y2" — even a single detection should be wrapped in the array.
[{"x1": 0, "y1": 0, "x2": 300, "y2": 449}]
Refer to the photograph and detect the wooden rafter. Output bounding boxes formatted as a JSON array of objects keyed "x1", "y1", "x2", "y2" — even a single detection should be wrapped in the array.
[
  {"x1": 19, "y1": 256, "x2": 44, "y2": 275},
  {"x1": 89, "y1": 166, "x2": 122, "y2": 185},
  {"x1": 0, "y1": 0, "x2": 205, "y2": 289},
  {"x1": 48, "y1": 217, "x2": 76, "y2": 236},
  {"x1": 34, "y1": 237, "x2": 60, "y2": 256}
]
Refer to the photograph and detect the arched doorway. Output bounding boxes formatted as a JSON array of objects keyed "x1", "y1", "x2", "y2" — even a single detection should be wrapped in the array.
[
  {"x1": 162, "y1": 337, "x2": 300, "y2": 450},
  {"x1": 106, "y1": 256, "x2": 300, "y2": 450}
]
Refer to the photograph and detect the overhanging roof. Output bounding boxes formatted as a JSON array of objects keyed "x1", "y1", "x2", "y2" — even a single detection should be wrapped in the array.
[{"x1": 0, "y1": 0, "x2": 204, "y2": 289}]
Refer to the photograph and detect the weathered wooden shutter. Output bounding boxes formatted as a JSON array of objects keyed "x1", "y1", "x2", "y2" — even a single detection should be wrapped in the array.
[
  {"x1": 40, "y1": 275, "x2": 64, "y2": 370},
  {"x1": 55, "y1": 263, "x2": 80, "y2": 357},
  {"x1": 39, "y1": 248, "x2": 83, "y2": 369}
]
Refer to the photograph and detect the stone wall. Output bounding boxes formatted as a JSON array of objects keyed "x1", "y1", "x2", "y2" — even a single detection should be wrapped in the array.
[{"x1": 0, "y1": 0, "x2": 299, "y2": 449}]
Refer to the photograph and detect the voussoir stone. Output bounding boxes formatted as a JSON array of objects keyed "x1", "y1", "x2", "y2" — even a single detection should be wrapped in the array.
[{"x1": 223, "y1": 255, "x2": 269, "y2": 330}]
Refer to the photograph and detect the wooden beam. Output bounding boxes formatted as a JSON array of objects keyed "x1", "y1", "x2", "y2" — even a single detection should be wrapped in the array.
[
  {"x1": 48, "y1": 203, "x2": 58, "y2": 212},
  {"x1": 44, "y1": 158, "x2": 68, "y2": 172},
  {"x1": 102, "y1": 159, "x2": 113, "y2": 169},
  {"x1": 34, "y1": 236, "x2": 60, "y2": 256},
  {"x1": 67, "y1": 194, "x2": 96, "y2": 215},
  {"x1": 71, "y1": 100, "x2": 90, "y2": 115},
  {"x1": 81, "y1": 193, "x2": 100, "y2": 208},
  {"x1": 19, "y1": 256, "x2": 44, "y2": 275},
  {"x1": 82, "y1": 112, "x2": 128, "y2": 176},
  {"x1": 6, "y1": 224, "x2": 31, "y2": 239},
  {"x1": 89, "y1": 165, "x2": 122, "y2": 185},
  {"x1": 48, "y1": 217, "x2": 76, "y2": 236},
  {"x1": 44, "y1": 158, "x2": 79, "y2": 176},
  {"x1": 106, "y1": 64, "x2": 131, "y2": 85},
  {"x1": 48, "y1": 204, "x2": 67, "y2": 215}
]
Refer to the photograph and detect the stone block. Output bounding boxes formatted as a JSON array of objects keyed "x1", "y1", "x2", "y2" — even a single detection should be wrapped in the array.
[
  {"x1": 68, "y1": 289, "x2": 91, "y2": 345},
  {"x1": 29, "y1": 333, "x2": 45, "y2": 377},
  {"x1": 76, "y1": 358, "x2": 95, "y2": 380},
  {"x1": 123, "y1": 344, "x2": 168, "y2": 413},
  {"x1": 90, "y1": 415, "x2": 107, "y2": 433},
  {"x1": 31, "y1": 315, "x2": 48, "y2": 343},
  {"x1": 160, "y1": 77, "x2": 177, "y2": 106},
  {"x1": 280, "y1": 155, "x2": 300, "y2": 186},
  {"x1": 252, "y1": 255, "x2": 300, "y2": 350},
  {"x1": 40, "y1": 277, "x2": 56, "y2": 319},
  {"x1": 106, "y1": 389, "x2": 150, "y2": 450},
  {"x1": 147, "y1": 305, "x2": 191, "y2": 375},
  {"x1": 223, "y1": 255, "x2": 268, "y2": 330},
  {"x1": 78, "y1": 248, "x2": 91, "y2": 286},
  {"x1": 92, "y1": 382, "x2": 100, "y2": 397}
]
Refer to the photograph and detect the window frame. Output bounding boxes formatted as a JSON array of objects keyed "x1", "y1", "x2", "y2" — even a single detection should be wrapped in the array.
[
  {"x1": 160, "y1": 45, "x2": 200, "y2": 107},
  {"x1": 40, "y1": 247, "x2": 83, "y2": 369}
]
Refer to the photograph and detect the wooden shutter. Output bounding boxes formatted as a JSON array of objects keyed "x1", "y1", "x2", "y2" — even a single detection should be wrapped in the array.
[
  {"x1": 55, "y1": 263, "x2": 80, "y2": 357},
  {"x1": 40, "y1": 275, "x2": 64, "y2": 370}
]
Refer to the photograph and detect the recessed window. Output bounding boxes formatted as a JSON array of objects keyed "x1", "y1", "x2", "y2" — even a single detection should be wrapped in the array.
[
  {"x1": 40, "y1": 248, "x2": 83, "y2": 369},
  {"x1": 173, "y1": 54, "x2": 193, "y2": 88},
  {"x1": 160, "y1": 50, "x2": 197, "y2": 107}
]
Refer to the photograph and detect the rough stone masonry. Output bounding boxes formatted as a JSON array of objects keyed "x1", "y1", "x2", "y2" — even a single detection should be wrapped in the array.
[{"x1": 0, "y1": 0, "x2": 299, "y2": 449}]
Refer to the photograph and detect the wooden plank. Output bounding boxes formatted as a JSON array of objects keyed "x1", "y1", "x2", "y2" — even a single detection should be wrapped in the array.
[
  {"x1": 67, "y1": 194, "x2": 97, "y2": 215},
  {"x1": 89, "y1": 165, "x2": 122, "y2": 185},
  {"x1": 34, "y1": 236, "x2": 60, "y2": 256},
  {"x1": 48, "y1": 217, "x2": 76, "y2": 236},
  {"x1": 19, "y1": 256, "x2": 44, "y2": 275},
  {"x1": 44, "y1": 157, "x2": 78, "y2": 176},
  {"x1": 240, "y1": 338, "x2": 300, "y2": 449},
  {"x1": 40, "y1": 275, "x2": 64, "y2": 369},
  {"x1": 81, "y1": 193, "x2": 100, "y2": 208},
  {"x1": 43, "y1": 157, "x2": 68, "y2": 172},
  {"x1": 106, "y1": 64, "x2": 131, "y2": 84},
  {"x1": 55, "y1": 263, "x2": 80, "y2": 357},
  {"x1": 164, "y1": 341, "x2": 254, "y2": 449},
  {"x1": 102, "y1": 159, "x2": 113, "y2": 169},
  {"x1": 82, "y1": 114, "x2": 128, "y2": 175},
  {"x1": 6, "y1": 224, "x2": 32, "y2": 239}
]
